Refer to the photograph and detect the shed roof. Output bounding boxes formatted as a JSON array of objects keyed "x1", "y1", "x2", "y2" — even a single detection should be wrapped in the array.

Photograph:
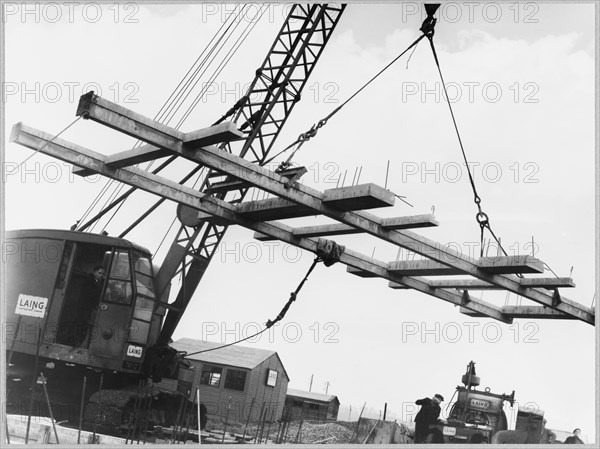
[
  {"x1": 171, "y1": 338, "x2": 289, "y2": 381},
  {"x1": 286, "y1": 388, "x2": 339, "y2": 404}
]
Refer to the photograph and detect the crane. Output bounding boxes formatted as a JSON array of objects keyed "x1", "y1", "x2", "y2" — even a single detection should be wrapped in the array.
[
  {"x1": 5, "y1": 3, "x2": 594, "y2": 443},
  {"x1": 5, "y1": 3, "x2": 346, "y2": 440}
]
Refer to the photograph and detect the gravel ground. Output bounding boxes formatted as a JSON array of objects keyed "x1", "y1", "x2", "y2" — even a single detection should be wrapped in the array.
[
  {"x1": 205, "y1": 416, "x2": 358, "y2": 444},
  {"x1": 283, "y1": 420, "x2": 356, "y2": 444}
]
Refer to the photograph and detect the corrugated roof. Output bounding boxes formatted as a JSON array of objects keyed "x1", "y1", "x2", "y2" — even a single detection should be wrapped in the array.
[
  {"x1": 171, "y1": 339, "x2": 287, "y2": 378},
  {"x1": 286, "y1": 388, "x2": 339, "y2": 404}
]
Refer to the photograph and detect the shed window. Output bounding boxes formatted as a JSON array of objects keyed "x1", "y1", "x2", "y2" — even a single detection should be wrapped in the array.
[
  {"x1": 308, "y1": 403, "x2": 320, "y2": 411},
  {"x1": 200, "y1": 366, "x2": 222, "y2": 387},
  {"x1": 224, "y1": 369, "x2": 247, "y2": 391}
]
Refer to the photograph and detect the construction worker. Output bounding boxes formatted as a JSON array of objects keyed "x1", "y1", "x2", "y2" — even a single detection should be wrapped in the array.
[
  {"x1": 564, "y1": 428, "x2": 584, "y2": 444},
  {"x1": 541, "y1": 419, "x2": 556, "y2": 444},
  {"x1": 79, "y1": 265, "x2": 106, "y2": 347},
  {"x1": 414, "y1": 393, "x2": 444, "y2": 443}
]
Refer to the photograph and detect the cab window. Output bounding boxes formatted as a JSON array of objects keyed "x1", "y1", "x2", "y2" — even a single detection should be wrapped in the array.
[
  {"x1": 133, "y1": 253, "x2": 155, "y2": 299},
  {"x1": 103, "y1": 250, "x2": 133, "y2": 305}
]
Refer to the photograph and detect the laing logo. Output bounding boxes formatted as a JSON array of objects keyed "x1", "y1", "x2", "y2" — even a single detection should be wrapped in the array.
[
  {"x1": 15, "y1": 294, "x2": 48, "y2": 318},
  {"x1": 470, "y1": 399, "x2": 490, "y2": 410},
  {"x1": 126, "y1": 344, "x2": 143, "y2": 358}
]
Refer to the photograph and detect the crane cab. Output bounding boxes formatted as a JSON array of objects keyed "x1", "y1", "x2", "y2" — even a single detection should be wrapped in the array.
[{"x1": 5, "y1": 229, "x2": 165, "y2": 376}]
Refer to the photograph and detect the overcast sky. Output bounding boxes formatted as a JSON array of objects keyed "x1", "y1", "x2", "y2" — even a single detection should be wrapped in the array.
[{"x1": 3, "y1": 2, "x2": 597, "y2": 441}]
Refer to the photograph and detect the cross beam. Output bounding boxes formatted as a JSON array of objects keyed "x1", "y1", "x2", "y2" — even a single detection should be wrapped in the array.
[
  {"x1": 9, "y1": 122, "x2": 511, "y2": 323},
  {"x1": 236, "y1": 184, "x2": 394, "y2": 221},
  {"x1": 385, "y1": 257, "x2": 544, "y2": 276},
  {"x1": 70, "y1": 94, "x2": 594, "y2": 324},
  {"x1": 73, "y1": 122, "x2": 244, "y2": 176},
  {"x1": 253, "y1": 214, "x2": 439, "y2": 241},
  {"x1": 388, "y1": 277, "x2": 576, "y2": 290},
  {"x1": 460, "y1": 306, "x2": 578, "y2": 320}
]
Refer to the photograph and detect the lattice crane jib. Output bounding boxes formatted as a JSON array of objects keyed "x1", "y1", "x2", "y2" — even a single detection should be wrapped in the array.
[{"x1": 156, "y1": 4, "x2": 347, "y2": 344}]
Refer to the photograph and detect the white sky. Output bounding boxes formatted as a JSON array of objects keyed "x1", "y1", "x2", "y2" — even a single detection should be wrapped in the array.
[{"x1": 2, "y1": 1, "x2": 598, "y2": 442}]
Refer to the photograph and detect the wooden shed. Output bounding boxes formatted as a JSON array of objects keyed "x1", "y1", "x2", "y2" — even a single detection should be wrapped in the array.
[
  {"x1": 284, "y1": 388, "x2": 340, "y2": 421},
  {"x1": 171, "y1": 338, "x2": 290, "y2": 422}
]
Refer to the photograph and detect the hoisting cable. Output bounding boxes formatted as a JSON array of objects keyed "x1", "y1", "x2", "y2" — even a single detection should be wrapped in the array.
[
  {"x1": 13, "y1": 116, "x2": 82, "y2": 170},
  {"x1": 423, "y1": 5, "x2": 514, "y2": 263},
  {"x1": 83, "y1": 7, "x2": 263, "y2": 235},
  {"x1": 263, "y1": 9, "x2": 440, "y2": 171},
  {"x1": 104, "y1": 5, "x2": 264, "y2": 235},
  {"x1": 184, "y1": 239, "x2": 344, "y2": 356},
  {"x1": 97, "y1": 7, "x2": 253, "y2": 233},
  {"x1": 76, "y1": 4, "x2": 249, "y2": 231},
  {"x1": 158, "y1": 3, "x2": 249, "y2": 128},
  {"x1": 177, "y1": 5, "x2": 268, "y2": 129}
]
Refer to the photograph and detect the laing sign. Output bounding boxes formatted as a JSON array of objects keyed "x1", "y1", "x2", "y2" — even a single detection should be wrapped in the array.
[
  {"x1": 126, "y1": 344, "x2": 143, "y2": 358},
  {"x1": 470, "y1": 398, "x2": 490, "y2": 410},
  {"x1": 15, "y1": 293, "x2": 48, "y2": 318}
]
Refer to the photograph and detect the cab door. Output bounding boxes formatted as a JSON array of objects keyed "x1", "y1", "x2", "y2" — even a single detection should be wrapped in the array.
[{"x1": 89, "y1": 249, "x2": 133, "y2": 359}]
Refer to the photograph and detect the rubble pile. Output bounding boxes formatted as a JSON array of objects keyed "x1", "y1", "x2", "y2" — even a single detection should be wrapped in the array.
[
  {"x1": 205, "y1": 417, "x2": 356, "y2": 444},
  {"x1": 291, "y1": 420, "x2": 355, "y2": 444}
]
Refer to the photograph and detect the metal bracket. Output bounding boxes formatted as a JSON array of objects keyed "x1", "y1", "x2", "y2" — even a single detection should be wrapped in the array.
[
  {"x1": 461, "y1": 290, "x2": 470, "y2": 306},
  {"x1": 75, "y1": 90, "x2": 96, "y2": 118},
  {"x1": 552, "y1": 289, "x2": 562, "y2": 308}
]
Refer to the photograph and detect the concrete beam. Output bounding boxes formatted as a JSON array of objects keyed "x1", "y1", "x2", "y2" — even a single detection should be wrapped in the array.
[
  {"x1": 9, "y1": 122, "x2": 512, "y2": 324},
  {"x1": 238, "y1": 197, "x2": 315, "y2": 221},
  {"x1": 76, "y1": 91, "x2": 185, "y2": 150},
  {"x1": 206, "y1": 166, "x2": 307, "y2": 194},
  {"x1": 74, "y1": 122, "x2": 242, "y2": 176},
  {"x1": 61, "y1": 95, "x2": 595, "y2": 324},
  {"x1": 381, "y1": 214, "x2": 439, "y2": 229},
  {"x1": 478, "y1": 256, "x2": 544, "y2": 274},
  {"x1": 256, "y1": 223, "x2": 358, "y2": 240},
  {"x1": 176, "y1": 205, "x2": 232, "y2": 228},
  {"x1": 253, "y1": 214, "x2": 438, "y2": 241},
  {"x1": 387, "y1": 257, "x2": 543, "y2": 278},
  {"x1": 183, "y1": 121, "x2": 244, "y2": 147},
  {"x1": 460, "y1": 305, "x2": 577, "y2": 320},
  {"x1": 322, "y1": 184, "x2": 395, "y2": 210},
  {"x1": 73, "y1": 143, "x2": 170, "y2": 176},
  {"x1": 238, "y1": 184, "x2": 396, "y2": 221},
  {"x1": 105, "y1": 144, "x2": 170, "y2": 169},
  {"x1": 389, "y1": 277, "x2": 575, "y2": 290},
  {"x1": 178, "y1": 143, "x2": 588, "y2": 320},
  {"x1": 388, "y1": 281, "x2": 411, "y2": 289},
  {"x1": 347, "y1": 266, "x2": 380, "y2": 278},
  {"x1": 520, "y1": 277, "x2": 575, "y2": 288},
  {"x1": 388, "y1": 260, "x2": 463, "y2": 276}
]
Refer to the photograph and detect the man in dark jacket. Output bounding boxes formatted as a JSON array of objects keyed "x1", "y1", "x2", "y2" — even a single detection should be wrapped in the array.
[
  {"x1": 564, "y1": 428, "x2": 584, "y2": 444},
  {"x1": 77, "y1": 265, "x2": 106, "y2": 347},
  {"x1": 414, "y1": 394, "x2": 444, "y2": 443}
]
